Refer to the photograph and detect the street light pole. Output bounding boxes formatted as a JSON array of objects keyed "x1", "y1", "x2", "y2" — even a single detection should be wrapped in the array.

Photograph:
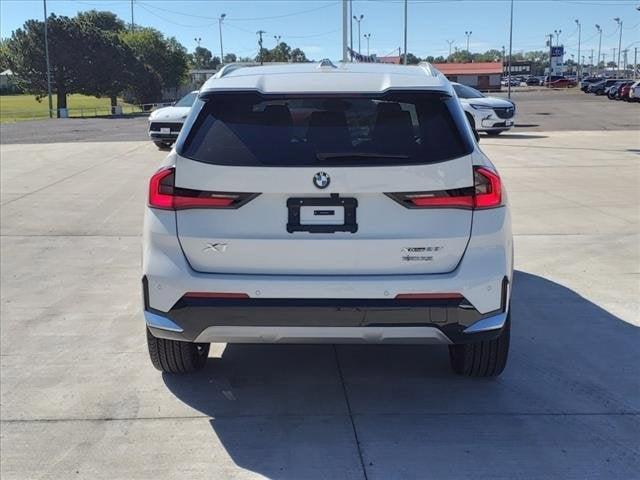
[
  {"x1": 353, "y1": 14, "x2": 363, "y2": 54},
  {"x1": 614, "y1": 17, "x2": 622, "y2": 78},
  {"x1": 554, "y1": 29, "x2": 561, "y2": 46},
  {"x1": 349, "y1": 0, "x2": 353, "y2": 60},
  {"x1": 218, "y1": 13, "x2": 226, "y2": 63},
  {"x1": 364, "y1": 33, "x2": 371, "y2": 56},
  {"x1": 575, "y1": 19, "x2": 581, "y2": 80},
  {"x1": 465, "y1": 31, "x2": 472, "y2": 55},
  {"x1": 43, "y1": 0, "x2": 53, "y2": 118},
  {"x1": 342, "y1": 0, "x2": 348, "y2": 62},
  {"x1": 507, "y1": 0, "x2": 514, "y2": 99},
  {"x1": 273, "y1": 35, "x2": 281, "y2": 47},
  {"x1": 595, "y1": 24, "x2": 602, "y2": 74}
]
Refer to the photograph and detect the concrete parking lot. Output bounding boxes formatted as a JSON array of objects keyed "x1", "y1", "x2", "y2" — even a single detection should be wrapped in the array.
[{"x1": 1, "y1": 93, "x2": 639, "y2": 479}]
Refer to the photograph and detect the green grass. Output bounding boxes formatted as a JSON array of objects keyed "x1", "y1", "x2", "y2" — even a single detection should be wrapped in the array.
[{"x1": 0, "y1": 94, "x2": 140, "y2": 123}]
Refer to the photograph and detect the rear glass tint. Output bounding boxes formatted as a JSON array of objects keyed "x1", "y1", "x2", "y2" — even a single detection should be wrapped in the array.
[{"x1": 178, "y1": 91, "x2": 473, "y2": 167}]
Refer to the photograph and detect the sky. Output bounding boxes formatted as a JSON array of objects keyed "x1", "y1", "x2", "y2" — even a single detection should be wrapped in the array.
[{"x1": 1, "y1": 0, "x2": 639, "y2": 63}]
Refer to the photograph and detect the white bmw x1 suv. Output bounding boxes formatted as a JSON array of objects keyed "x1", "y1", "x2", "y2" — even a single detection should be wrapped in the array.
[{"x1": 142, "y1": 61, "x2": 513, "y2": 377}]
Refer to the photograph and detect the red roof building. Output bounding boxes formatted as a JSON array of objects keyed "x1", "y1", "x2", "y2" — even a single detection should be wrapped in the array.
[{"x1": 432, "y1": 62, "x2": 503, "y2": 91}]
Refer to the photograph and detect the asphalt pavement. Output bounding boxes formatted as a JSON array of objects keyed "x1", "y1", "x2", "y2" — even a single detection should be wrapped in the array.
[{"x1": 0, "y1": 93, "x2": 639, "y2": 479}]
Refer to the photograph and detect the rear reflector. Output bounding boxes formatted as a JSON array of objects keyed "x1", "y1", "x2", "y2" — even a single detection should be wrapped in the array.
[
  {"x1": 148, "y1": 167, "x2": 259, "y2": 210},
  {"x1": 395, "y1": 293, "x2": 463, "y2": 300},
  {"x1": 386, "y1": 166, "x2": 502, "y2": 210},
  {"x1": 183, "y1": 292, "x2": 250, "y2": 299}
]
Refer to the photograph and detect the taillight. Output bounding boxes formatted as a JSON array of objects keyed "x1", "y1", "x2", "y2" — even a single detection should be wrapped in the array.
[
  {"x1": 473, "y1": 167, "x2": 502, "y2": 209},
  {"x1": 148, "y1": 167, "x2": 259, "y2": 210},
  {"x1": 386, "y1": 166, "x2": 502, "y2": 210}
]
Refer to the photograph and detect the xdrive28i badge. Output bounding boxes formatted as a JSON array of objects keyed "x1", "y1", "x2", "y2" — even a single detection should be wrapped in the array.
[{"x1": 313, "y1": 172, "x2": 330, "y2": 189}]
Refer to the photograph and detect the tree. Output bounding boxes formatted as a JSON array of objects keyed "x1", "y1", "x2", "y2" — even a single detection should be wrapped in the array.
[
  {"x1": 191, "y1": 46, "x2": 220, "y2": 69},
  {"x1": 290, "y1": 48, "x2": 308, "y2": 63},
  {"x1": 120, "y1": 27, "x2": 189, "y2": 91},
  {"x1": 0, "y1": 38, "x2": 10, "y2": 70},
  {"x1": 5, "y1": 15, "x2": 101, "y2": 113},
  {"x1": 223, "y1": 53, "x2": 237, "y2": 63},
  {"x1": 75, "y1": 10, "x2": 125, "y2": 32},
  {"x1": 255, "y1": 42, "x2": 308, "y2": 63},
  {"x1": 401, "y1": 52, "x2": 420, "y2": 65},
  {"x1": 271, "y1": 42, "x2": 291, "y2": 62},
  {"x1": 5, "y1": 12, "x2": 163, "y2": 113}
]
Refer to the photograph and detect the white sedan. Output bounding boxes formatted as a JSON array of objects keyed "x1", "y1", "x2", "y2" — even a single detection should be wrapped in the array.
[
  {"x1": 453, "y1": 83, "x2": 516, "y2": 136},
  {"x1": 148, "y1": 91, "x2": 198, "y2": 149}
]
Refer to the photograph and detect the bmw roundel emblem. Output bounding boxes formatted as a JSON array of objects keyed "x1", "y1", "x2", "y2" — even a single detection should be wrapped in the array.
[{"x1": 313, "y1": 171, "x2": 330, "y2": 189}]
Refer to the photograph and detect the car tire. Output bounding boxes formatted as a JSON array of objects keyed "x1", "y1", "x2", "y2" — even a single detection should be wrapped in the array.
[
  {"x1": 153, "y1": 141, "x2": 173, "y2": 150},
  {"x1": 485, "y1": 130, "x2": 502, "y2": 136},
  {"x1": 146, "y1": 328, "x2": 210, "y2": 374},
  {"x1": 448, "y1": 315, "x2": 510, "y2": 377}
]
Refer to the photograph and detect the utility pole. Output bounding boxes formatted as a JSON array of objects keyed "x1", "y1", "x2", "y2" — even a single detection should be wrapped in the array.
[
  {"x1": 130, "y1": 0, "x2": 134, "y2": 32},
  {"x1": 590, "y1": 48, "x2": 594, "y2": 75},
  {"x1": 257, "y1": 30, "x2": 265, "y2": 65},
  {"x1": 614, "y1": 17, "x2": 622, "y2": 78},
  {"x1": 501, "y1": 45, "x2": 505, "y2": 65},
  {"x1": 575, "y1": 19, "x2": 581, "y2": 79},
  {"x1": 595, "y1": 24, "x2": 602, "y2": 74},
  {"x1": 43, "y1": 0, "x2": 53, "y2": 118},
  {"x1": 507, "y1": 0, "x2": 514, "y2": 99},
  {"x1": 353, "y1": 14, "x2": 363, "y2": 54},
  {"x1": 447, "y1": 40, "x2": 455, "y2": 58},
  {"x1": 342, "y1": 0, "x2": 348, "y2": 62},
  {"x1": 622, "y1": 49, "x2": 628, "y2": 75},
  {"x1": 218, "y1": 14, "x2": 226, "y2": 63},
  {"x1": 403, "y1": 0, "x2": 408, "y2": 65},
  {"x1": 634, "y1": 47, "x2": 638, "y2": 80},
  {"x1": 364, "y1": 33, "x2": 371, "y2": 56}
]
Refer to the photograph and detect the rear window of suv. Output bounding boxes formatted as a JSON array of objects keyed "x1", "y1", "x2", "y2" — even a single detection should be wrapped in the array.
[{"x1": 177, "y1": 91, "x2": 474, "y2": 167}]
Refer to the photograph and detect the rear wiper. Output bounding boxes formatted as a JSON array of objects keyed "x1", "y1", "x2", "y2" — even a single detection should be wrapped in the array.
[{"x1": 316, "y1": 152, "x2": 410, "y2": 161}]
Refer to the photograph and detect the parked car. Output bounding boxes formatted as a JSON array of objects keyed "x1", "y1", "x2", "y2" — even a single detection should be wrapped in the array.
[
  {"x1": 543, "y1": 75, "x2": 564, "y2": 86},
  {"x1": 619, "y1": 83, "x2": 633, "y2": 101},
  {"x1": 606, "y1": 80, "x2": 632, "y2": 99},
  {"x1": 525, "y1": 76, "x2": 541, "y2": 86},
  {"x1": 147, "y1": 91, "x2": 198, "y2": 149},
  {"x1": 142, "y1": 61, "x2": 513, "y2": 377},
  {"x1": 580, "y1": 76, "x2": 602, "y2": 91},
  {"x1": 453, "y1": 82, "x2": 516, "y2": 136},
  {"x1": 548, "y1": 78, "x2": 577, "y2": 88},
  {"x1": 588, "y1": 79, "x2": 620, "y2": 95},
  {"x1": 628, "y1": 81, "x2": 640, "y2": 102},
  {"x1": 501, "y1": 77, "x2": 520, "y2": 87}
]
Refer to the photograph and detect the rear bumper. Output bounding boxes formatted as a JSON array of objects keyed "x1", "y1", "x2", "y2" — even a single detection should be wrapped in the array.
[
  {"x1": 142, "y1": 200, "x2": 513, "y2": 345},
  {"x1": 143, "y1": 282, "x2": 509, "y2": 345}
]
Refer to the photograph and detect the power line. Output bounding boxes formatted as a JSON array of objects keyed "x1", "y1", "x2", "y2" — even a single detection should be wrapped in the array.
[
  {"x1": 137, "y1": 1, "x2": 337, "y2": 22},
  {"x1": 136, "y1": 3, "x2": 215, "y2": 28}
]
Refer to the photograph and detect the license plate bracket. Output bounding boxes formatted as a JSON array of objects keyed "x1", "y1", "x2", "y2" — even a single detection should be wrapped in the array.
[{"x1": 287, "y1": 196, "x2": 358, "y2": 233}]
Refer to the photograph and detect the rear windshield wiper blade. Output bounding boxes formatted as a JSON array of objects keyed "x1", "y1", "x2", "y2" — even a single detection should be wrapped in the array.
[{"x1": 316, "y1": 152, "x2": 410, "y2": 161}]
